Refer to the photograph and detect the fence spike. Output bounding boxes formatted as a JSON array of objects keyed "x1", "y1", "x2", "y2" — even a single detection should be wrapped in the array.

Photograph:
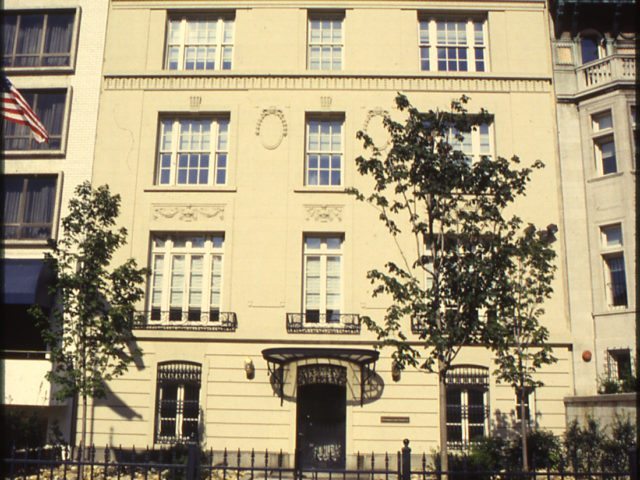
[
  {"x1": 265, "y1": 449, "x2": 269, "y2": 469},
  {"x1": 223, "y1": 447, "x2": 228, "y2": 467},
  {"x1": 237, "y1": 448, "x2": 241, "y2": 468}
]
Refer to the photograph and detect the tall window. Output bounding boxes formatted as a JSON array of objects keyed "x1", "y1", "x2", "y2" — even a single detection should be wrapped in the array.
[
  {"x1": 155, "y1": 361, "x2": 201, "y2": 444},
  {"x1": 445, "y1": 366, "x2": 489, "y2": 450},
  {"x1": 2, "y1": 175, "x2": 57, "y2": 241},
  {"x1": 308, "y1": 13, "x2": 343, "y2": 70},
  {"x1": 305, "y1": 118, "x2": 343, "y2": 186},
  {"x1": 303, "y1": 236, "x2": 342, "y2": 324},
  {"x1": 165, "y1": 15, "x2": 234, "y2": 70},
  {"x1": 600, "y1": 224, "x2": 627, "y2": 307},
  {"x1": 449, "y1": 123, "x2": 493, "y2": 164},
  {"x1": 2, "y1": 11, "x2": 75, "y2": 68},
  {"x1": 157, "y1": 117, "x2": 229, "y2": 186},
  {"x1": 515, "y1": 387, "x2": 534, "y2": 424},
  {"x1": 149, "y1": 234, "x2": 224, "y2": 323},
  {"x1": 2, "y1": 90, "x2": 66, "y2": 151},
  {"x1": 607, "y1": 349, "x2": 632, "y2": 381},
  {"x1": 580, "y1": 34, "x2": 605, "y2": 64},
  {"x1": 419, "y1": 18, "x2": 487, "y2": 72},
  {"x1": 591, "y1": 110, "x2": 616, "y2": 175}
]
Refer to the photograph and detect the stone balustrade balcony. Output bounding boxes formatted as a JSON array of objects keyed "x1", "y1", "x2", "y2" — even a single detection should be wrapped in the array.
[{"x1": 576, "y1": 54, "x2": 635, "y2": 95}]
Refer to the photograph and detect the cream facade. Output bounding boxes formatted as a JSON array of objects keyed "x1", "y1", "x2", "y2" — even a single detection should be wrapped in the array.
[
  {"x1": 549, "y1": 0, "x2": 636, "y2": 398},
  {"x1": 1, "y1": 0, "x2": 109, "y2": 442},
  {"x1": 83, "y1": 0, "x2": 569, "y2": 461}
]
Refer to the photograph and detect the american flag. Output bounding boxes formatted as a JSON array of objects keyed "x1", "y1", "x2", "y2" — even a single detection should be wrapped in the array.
[{"x1": 1, "y1": 76, "x2": 49, "y2": 144}]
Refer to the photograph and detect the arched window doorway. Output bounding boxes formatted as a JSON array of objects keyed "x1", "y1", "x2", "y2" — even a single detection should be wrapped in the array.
[{"x1": 580, "y1": 33, "x2": 605, "y2": 64}]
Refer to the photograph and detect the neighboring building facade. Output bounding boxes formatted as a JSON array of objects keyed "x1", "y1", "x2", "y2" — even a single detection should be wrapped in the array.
[
  {"x1": 1, "y1": 0, "x2": 109, "y2": 443},
  {"x1": 87, "y1": 0, "x2": 574, "y2": 463},
  {"x1": 549, "y1": 0, "x2": 636, "y2": 398}
]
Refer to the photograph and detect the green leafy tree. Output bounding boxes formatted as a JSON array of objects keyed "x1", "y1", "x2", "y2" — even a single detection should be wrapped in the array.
[
  {"x1": 489, "y1": 223, "x2": 558, "y2": 470},
  {"x1": 31, "y1": 182, "x2": 147, "y2": 451},
  {"x1": 350, "y1": 94, "x2": 553, "y2": 470}
]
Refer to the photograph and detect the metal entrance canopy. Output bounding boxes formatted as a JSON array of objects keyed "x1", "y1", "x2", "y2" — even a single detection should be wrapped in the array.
[{"x1": 261, "y1": 347, "x2": 379, "y2": 406}]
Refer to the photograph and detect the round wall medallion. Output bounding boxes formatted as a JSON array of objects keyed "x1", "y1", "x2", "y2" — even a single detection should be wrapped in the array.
[
  {"x1": 256, "y1": 108, "x2": 288, "y2": 150},
  {"x1": 582, "y1": 350, "x2": 592, "y2": 362}
]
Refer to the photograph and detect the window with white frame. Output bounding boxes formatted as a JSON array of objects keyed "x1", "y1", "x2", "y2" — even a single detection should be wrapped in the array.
[
  {"x1": 155, "y1": 361, "x2": 201, "y2": 444},
  {"x1": 2, "y1": 89, "x2": 67, "y2": 151},
  {"x1": 445, "y1": 365, "x2": 489, "y2": 450},
  {"x1": 419, "y1": 18, "x2": 487, "y2": 72},
  {"x1": 2, "y1": 175, "x2": 57, "y2": 241},
  {"x1": 449, "y1": 123, "x2": 493, "y2": 164},
  {"x1": 515, "y1": 387, "x2": 534, "y2": 424},
  {"x1": 157, "y1": 117, "x2": 229, "y2": 186},
  {"x1": 591, "y1": 110, "x2": 617, "y2": 175},
  {"x1": 305, "y1": 117, "x2": 343, "y2": 186},
  {"x1": 149, "y1": 234, "x2": 224, "y2": 323},
  {"x1": 600, "y1": 224, "x2": 627, "y2": 308},
  {"x1": 308, "y1": 13, "x2": 343, "y2": 70},
  {"x1": 2, "y1": 11, "x2": 76, "y2": 68},
  {"x1": 165, "y1": 15, "x2": 234, "y2": 70},
  {"x1": 303, "y1": 235, "x2": 343, "y2": 324}
]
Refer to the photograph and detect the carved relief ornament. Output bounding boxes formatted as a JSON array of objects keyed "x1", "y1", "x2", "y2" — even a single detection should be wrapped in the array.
[
  {"x1": 255, "y1": 107, "x2": 288, "y2": 150},
  {"x1": 305, "y1": 205, "x2": 344, "y2": 223},
  {"x1": 152, "y1": 204, "x2": 225, "y2": 222}
]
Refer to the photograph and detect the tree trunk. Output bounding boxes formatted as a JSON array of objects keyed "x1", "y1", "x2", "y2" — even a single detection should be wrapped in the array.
[
  {"x1": 438, "y1": 364, "x2": 449, "y2": 476},
  {"x1": 520, "y1": 389, "x2": 529, "y2": 471}
]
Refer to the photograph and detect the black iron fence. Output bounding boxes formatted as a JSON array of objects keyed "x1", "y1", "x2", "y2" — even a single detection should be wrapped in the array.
[{"x1": 3, "y1": 441, "x2": 637, "y2": 480}]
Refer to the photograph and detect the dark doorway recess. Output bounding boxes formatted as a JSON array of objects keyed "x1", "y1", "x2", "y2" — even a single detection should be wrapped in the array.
[{"x1": 296, "y1": 382, "x2": 346, "y2": 469}]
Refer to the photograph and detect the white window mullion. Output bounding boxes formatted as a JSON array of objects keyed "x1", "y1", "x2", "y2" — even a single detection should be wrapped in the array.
[{"x1": 466, "y1": 20, "x2": 475, "y2": 70}]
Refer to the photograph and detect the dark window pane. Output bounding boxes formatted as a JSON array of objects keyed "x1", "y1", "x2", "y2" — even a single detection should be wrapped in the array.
[{"x1": 581, "y1": 36, "x2": 600, "y2": 64}]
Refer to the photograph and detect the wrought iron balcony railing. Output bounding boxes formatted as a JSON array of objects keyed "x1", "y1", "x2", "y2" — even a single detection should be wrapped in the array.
[
  {"x1": 133, "y1": 310, "x2": 237, "y2": 332},
  {"x1": 576, "y1": 54, "x2": 635, "y2": 93},
  {"x1": 286, "y1": 312, "x2": 361, "y2": 334}
]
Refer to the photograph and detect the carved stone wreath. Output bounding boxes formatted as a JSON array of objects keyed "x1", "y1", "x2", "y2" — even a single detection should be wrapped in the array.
[
  {"x1": 152, "y1": 204, "x2": 225, "y2": 222},
  {"x1": 363, "y1": 108, "x2": 391, "y2": 150},
  {"x1": 255, "y1": 107, "x2": 288, "y2": 150}
]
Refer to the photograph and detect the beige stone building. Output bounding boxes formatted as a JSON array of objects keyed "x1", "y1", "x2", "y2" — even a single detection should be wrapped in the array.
[
  {"x1": 549, "y1": 0, "x2": 636, "y2": 402},
  {"x1": 81, "y1": 0, "x2": 577, "y2": 463},
  {"x1": 1, "y1": 0, "x2": 109, "y2": 442}
]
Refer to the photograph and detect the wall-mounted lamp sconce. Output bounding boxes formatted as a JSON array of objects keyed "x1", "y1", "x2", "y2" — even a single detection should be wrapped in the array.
[
  {"x1": 391, "y1": 361, "x2": 402, "y2": 382},
  {"x1": 244, "y1": 358, "x2": 255, "y2": 379}
]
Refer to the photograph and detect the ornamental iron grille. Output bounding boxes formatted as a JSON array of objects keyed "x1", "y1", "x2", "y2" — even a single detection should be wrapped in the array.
[
  {"x1": 297, "y1": 364, "x2": 347, "y2": 387},
  {"x1": 135, "y1": 310, "x2": 238, "y2": 332},
  {"x1": 155, "y1": 362, "x2": 201, "y2": 444},
  {"x1": 445, "y1": 365, "x2": 490, "y2": 451},
  {"x1": 287, "y1": 313, "x2": 360, "y2": 334}
]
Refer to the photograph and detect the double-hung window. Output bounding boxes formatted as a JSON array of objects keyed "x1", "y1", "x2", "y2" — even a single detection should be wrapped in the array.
[
  {"x1": 155, "y1": 361, "x2": 201, "y2": 444},
  {"x1": 2, "y1": 175, "x2": 57, "y2": 241},
  {"x1": 157, "y1": 117, "x2": 229, "y2": 186},
  {"x1": 419, "y1": 18, "x2": 487, "y2": 72},
  {"x1": 591, "y1": 110, "x2": 617, "y2": 175},
  {"x1": 445, "y1": 366, "x2": 489, "y2": 450},
  {"x1": 303, "y1": 236, "x2": 342, "y2": 324},
  {"x1": 2, "y1": 89, "x2": 67, "y2": 151},
  {"x1": 2, "y1": 11, "x2": 75, "y2": 68},
  {"x1": 165, "y1": 15, "x2": 234, "y2": 70},
  {"x1": 305, "y1": 118, "x2": 343, "y2": 186},
  {"x1": 308, "y1": 13, "x2": 343, "y2": 70},
  {"x1": 600, "y1": 224, "x2": 627, "y2": 308},
  {"x1": 149, "y1": 234, "x2": 224, "y2": 324}
]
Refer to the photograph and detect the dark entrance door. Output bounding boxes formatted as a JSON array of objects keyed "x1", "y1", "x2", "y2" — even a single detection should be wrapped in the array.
[{"x1": 296, "y1": 367, "x2": 347, "y2": 469}]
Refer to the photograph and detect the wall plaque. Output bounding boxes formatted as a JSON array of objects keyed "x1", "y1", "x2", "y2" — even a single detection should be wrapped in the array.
[{"x1": 380, "y1": 416, "x2": 410, "y2": 424}]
